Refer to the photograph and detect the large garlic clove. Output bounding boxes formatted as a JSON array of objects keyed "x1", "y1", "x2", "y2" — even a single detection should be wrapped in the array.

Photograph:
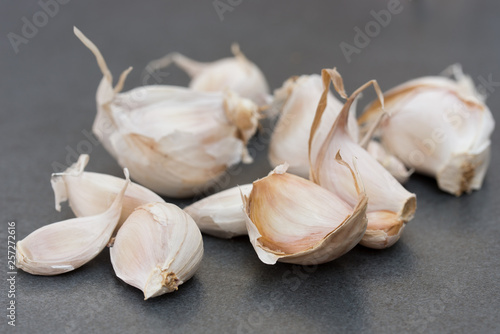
[
  {"x1": 16, "y1": 169, "x2": 130, "y2": 275},
  {"x1": 51, "y1": 154, "x2": 164, "y2": 233},
  {"x1": 184, "y1": 184, "x2": 252, "y2": 239},
  {"x1": 268, "y1": 74, "x2": 359, "y2": 178},
  {"x1": 359, "y1": 65, "x2": 495, "y2": 196},
  {"x1": 145, "y1": 44, "x2": 270, "y2": 107},
  {"x1": 366, "y1": 141, "x2": 413, "y2": 184},
  {"x1": 243, "y1": 160, "x2": 368, "y2": 265},
  {"x1": 310, "y1": 68, "x2": 416, "y2": 249},
  {"x1": 110, "y1": 202, "x2": 203, "y2": 300},
  {"x1": 74, "y1": 27, "x2": 259, "y2": 198}
]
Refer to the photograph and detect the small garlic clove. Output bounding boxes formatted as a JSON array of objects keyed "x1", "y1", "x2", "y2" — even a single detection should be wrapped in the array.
[
  {"x1": 243, "y1": 160, "x2": 368, "y2": 265},
  {"x1": 184, "y1": 184, "x2": 252, "y2": 239},
  {"x1": 110, "y1": 202, "x2": 203, "y2": 300},
  {"x1": 51, "y1": 154, "x2": 164, "y2": 233},
  {"x1": 366, "y1": 141, "x2": 413, "y2": 184},
  {"x1": 309, "y1": 68, "x2": 416, "y2": 249},
  {"x1": 359, "y1": 65, "x2": 495, "y2": 196},
  {"x1": 16, "y1": 169, "x2": 130, "y2": 276}
]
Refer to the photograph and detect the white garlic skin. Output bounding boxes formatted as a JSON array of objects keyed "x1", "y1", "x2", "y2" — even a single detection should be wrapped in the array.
[
  {"x1": 366, "y1": 141, "x2": 413, "y2": 184},
  {"x1": 110, "y1": 202, "x2": 203, "y2": 300}
]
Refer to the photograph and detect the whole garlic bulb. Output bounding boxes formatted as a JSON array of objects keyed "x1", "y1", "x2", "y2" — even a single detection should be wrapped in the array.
[
  {"x1": 359, "y1": 65, "x2": 495, "y2": 196},
  {"x1": 75, "y1": 27, "x2": 259, "y2": 198},
  {"x1": 146, "y1": 44, "x2": 270, "y2": 106},
  {"x1": 110, "y1": 202, "x2": 203, "y2": 300}
]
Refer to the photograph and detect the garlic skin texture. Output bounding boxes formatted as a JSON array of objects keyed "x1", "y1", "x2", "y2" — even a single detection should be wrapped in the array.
[
  {"x1": 75, "y1": 27, "x2": 259, "y2": 198},
  {"x1": 51, "y1": 154, "x2": 164, "y2": 233},
  {"x1": 110, "y1": 202, "x2": 203, "y2": 300},
  {"x1": 16, "y1": 169, "x2": 130, "y2": 276},
  {"x1": 184, "y1": 184, "x2": 252, "y2": 239},
  {"x1": 243, "y1": 162, "x2": 368, "y2": 265},
  {"x1": 146, "y1": 44, "x2": 270, "y2": 106},
  {"x1": 268, "y1": 74, "x2": 359, "y2": 178},
  {"x1": 310, "y1": 69, "x2": 416, "y2": 249},
  {"x1": 366, "y1": 141, "x2": 413, "y2": 184},
  {"x1": 359, "y1": 67, "x2": 495, "y2": 196}
]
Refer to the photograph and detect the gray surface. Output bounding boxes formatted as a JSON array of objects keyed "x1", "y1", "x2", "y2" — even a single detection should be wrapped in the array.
[{"x1": 1, "y1": 1, "x2": 499, "y2": 333}]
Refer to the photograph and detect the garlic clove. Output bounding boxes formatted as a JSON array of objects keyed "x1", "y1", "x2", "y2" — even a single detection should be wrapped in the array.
[
  {"x1": 74, "y1": 27, "x2": 260, "y2": 198},
  {"x1": 243, "y1": 160, "x2": 368, "y2": 265},
  {"x1": 359, "y1": 65, "x2": 495, "y2": 196},
  {"x1": 51, "y1": 154, "x2": 164, "y2": 233},
  {"x1": 145, "y1": 44, "x2": 270, "y2": 107},
  {"x1": 16, "y1": 169, "x2": 130, "y2": 275},
  {"x1": 184, "y1": 184, "x2": 252, "y2": 239},
  {"x1": 110, "y1": 202, "x2": 203, "y2": 300},
  {"x1": 309, "y1": 68, "x2": 416, "y2": 249},
  {"x1": 366, "y1": 140, "x2": 413, "y2": 184}
]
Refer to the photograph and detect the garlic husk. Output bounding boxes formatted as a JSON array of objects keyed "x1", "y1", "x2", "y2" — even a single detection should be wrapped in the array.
[
  {"x1": 184, "y1": 184, "x2": 252, "y2": 238},
  {"x1": 243, "y1": 161, "x2": 368, "y2": 265},
  {"x1": 16, "y1": 169, "x2": 130, "y2": 275},
  {"x1": 74, "y1": 27, "x2": 259, "y2": 198},
  {"x1": 110, "y1": 202, "x2": 203, "y2": 300},
  {"x1": 145, "y1": 44, "x2": 270, "y2": 107},
  {"x1": 268, "y1": 74, "x2": 359, "y2": 178},
  {"x1": 366, "y1": 141, "x2": 413, "y2": 183},
  {"x1": 359, "y1": 65, "x2": 495, "y2": 196},
  {"x1": 51, "y1": 154, "x2": 164, "y2": 233},
  {"x1": 309, "y1": 68, "x2": 416, "y2": 249}
]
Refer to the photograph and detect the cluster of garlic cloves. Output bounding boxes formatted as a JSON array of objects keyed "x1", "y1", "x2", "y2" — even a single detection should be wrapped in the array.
[{"x1": 359, "y1": 64, "x2": 495, "y2": 196}]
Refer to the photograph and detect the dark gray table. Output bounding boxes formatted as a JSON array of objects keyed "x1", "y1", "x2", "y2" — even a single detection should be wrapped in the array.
[{"x1": 1, "y1": 1, "x2": 499, "y2": 333}]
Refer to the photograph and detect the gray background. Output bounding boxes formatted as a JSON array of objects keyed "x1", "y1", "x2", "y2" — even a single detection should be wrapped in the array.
[{"x1": 1, "y1": 0, "x2": 499, "y2": 333}]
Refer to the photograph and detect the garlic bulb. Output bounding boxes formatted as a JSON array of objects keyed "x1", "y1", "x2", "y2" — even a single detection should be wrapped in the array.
[
  {"x1": 110, "y1": 202, "x2": 203, "y2": 300},
  {"x1": 184, "y1": 184, "x2": 252, "y2": 238},
  {"x1": 243, "y1": 161, "x2": 368, "y2": 265},
  {"x1": 146, "y1": 44, "x2": 270, "y2": 106},
  {"x1": 310, "y1": 68, "x2": 416, "y2": 249},
  {"x1": 74, "y1": 27, "x2": 259, "y2": 198},
  {"x1": 366, "y1": 141, "x2": 413, "y2": 184},
  {"x1": 268, "y1": 74, "x2": 359, "y2": 178},
  {"x1": 51, "y1": 154, "x2": 164, "y2": 233},
  {"x1": 16, "y1": 169, "x2": 130, "y2": 275},
  {"x1": 359, "y1": 65, "x2": 495, "y2": 196}
]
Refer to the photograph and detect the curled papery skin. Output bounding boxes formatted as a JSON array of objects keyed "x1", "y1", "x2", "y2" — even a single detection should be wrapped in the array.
[
  {"x1": 51, "y1": 154, "x2": 164, "y2": 234},
  {"x1": 268, "y1": 74, "x2": 359, "y2": 178},
  {"x1": 359, "y1": 65, "x2": 495, "y2": 196},
  {"x1": 74, "y1": 27, "x2": 259, "y2": 198},
  {"x1": 110, "y1": 202, "x2": 203, "y2": 300},
  {"x1": 145, "y1": 44, "x2": 270, "y2": 107},
  {"x1": 16, "y1": 169, "x2": 130, "y2": 275},
  {"x1": 184, "y1": 184, "x2": 252, "y2": 238},
  {"x1": 309, "y1": 68, "x2": 416, "y2": 249},
  {"x1": 366, "y1": 141, "x2": 413, "y2": 184},
  {"x1": 243, "y1": 160, "x2": 368, "y2": 265}
]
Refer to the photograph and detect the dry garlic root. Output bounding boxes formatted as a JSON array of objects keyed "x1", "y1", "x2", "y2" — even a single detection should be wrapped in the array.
[
  {"x1": 16, "y1": 169, "x2": 130, "y2": 275},
  {"x1": 310, "y1": 68, "x2": 416, "y2": 249},
  {"x1": 74, "y1": 27, "x2": 259, "y2": 198},
  {"x1": 51, "y1": 154, "x2": 164, "y2": 233},
  {"x1": 110, "y1": 202, "x2": 203, "y2": 300},
  {"x1": 146, "y1": 45, "x2": 271, "y2": 107},
  {"x1": 359, "y1": 64, "x2": 495, "y2": 196}
]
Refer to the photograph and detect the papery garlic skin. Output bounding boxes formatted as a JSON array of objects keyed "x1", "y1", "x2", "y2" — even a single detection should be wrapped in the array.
[
  {"x1": 310, "y1": 69, "x2": 416, "y2": 249},
  {"x1": 366, "y1": 141, "x2": 413, "y2": 184},
  {"x1": 110, "y1": 202, "x2": 203, "y2": 300},
  {"x1": 75, "y1": 27, "x2": 259, "y2": 198},
  {"x1": 184, "y1": 184, "x2": 252, "y2": 238},
  {"x1": 268, "y1": 74, "x2": 359, "y2": 178},
  {"x1": 359, "y1": 69, "x2": 495, "y2": 196},
  {"x1": 16, "y1": 169, "x2": 130, "y2": 275},
  {"x1": 243, "y1": 162, "x2": 368, "y2": 265},
  {"x1": 146, "y1": 44, "x2": 270, "y2": 106}
]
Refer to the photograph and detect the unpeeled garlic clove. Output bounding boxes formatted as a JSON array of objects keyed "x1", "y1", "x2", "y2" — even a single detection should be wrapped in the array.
[
  {"x1": 16, "y1": 169, "x2": 130, "y2": 275},
  {"x1": 145, "y1": 44, "x2": 270, "y2": 107},
  {"x1": 359, "y1": 64, "x2": 495, "y2": 196},
  {"x1": 366, "y1": 141, "x2": 413, "y2": 184},
  {"x1": 309, "y1": 68, "x2": 416, "y2": 249},
  {"x1": 184, "y1": 184, "x2": 252, "y2": 238},
  {"x1": 110, "y1": 202, "x2": 203, "y2": 300},
  {"x1": 51, "y1": 154, "x2": 164, "y2": 233},
  {"x1": 243, "y1": 160, "x2": 368, "y2": 265},
  {"x1": 74, "y1": 27, "x2": 260, "y2": 198}
]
